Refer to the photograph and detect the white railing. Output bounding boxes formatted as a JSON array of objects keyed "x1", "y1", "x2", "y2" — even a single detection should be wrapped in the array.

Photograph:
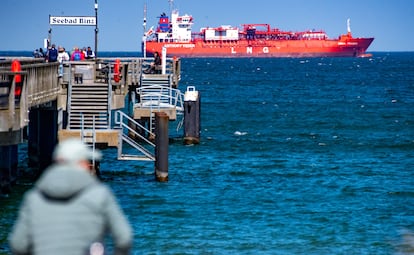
[
  {"x1": 114, "y1": 110, "x2": 155, "y2": 161},
  {"x1": 136, "y1": 84, "x2": 184, "y2": 112}
]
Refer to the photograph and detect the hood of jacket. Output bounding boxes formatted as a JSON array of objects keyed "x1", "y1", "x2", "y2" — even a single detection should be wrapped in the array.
[{"x1": 35, "y1": 163, "x2": 98, "y2": 200}]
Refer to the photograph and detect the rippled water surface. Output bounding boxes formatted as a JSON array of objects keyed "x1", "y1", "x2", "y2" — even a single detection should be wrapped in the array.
[{"x1": 1, "y1": 52, "x2": 414, "y2": 254}]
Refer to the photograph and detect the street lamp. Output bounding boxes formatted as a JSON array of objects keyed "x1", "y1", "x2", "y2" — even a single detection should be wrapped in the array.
[{"x1": 94, "y1": 0, "x2": 98, "y2": 59}]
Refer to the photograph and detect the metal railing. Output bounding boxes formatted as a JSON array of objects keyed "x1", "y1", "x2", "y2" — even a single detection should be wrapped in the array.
[
  {"x1": 114, "y1": 110, "x2": 155, "y2": 161},
  {"x1": 80, "y1": 114, "x2": 98, "y2": 169},
  {"x1": 136, "y1": 84, "x2": 184, "y2": 111},
  {"x1": 135, "y1": 84, "x2": 184, "y2": 131}
]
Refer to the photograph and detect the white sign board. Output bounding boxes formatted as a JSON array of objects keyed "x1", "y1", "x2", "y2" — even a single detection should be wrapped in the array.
[{"x1": 49, "y1": 16, "x2": 96, "y2": 26}]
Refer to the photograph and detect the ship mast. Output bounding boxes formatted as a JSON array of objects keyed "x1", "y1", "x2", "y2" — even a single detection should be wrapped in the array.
[
  {"x1": 143, "y1": 2, "x2": 147, "y2": 33},
  {"x1": 168, "y1": 0, "x2": 174, "y2": 13},
  {"x1": 143, "y1": 2, "x2": 147, "y2": 57},
  {"x1": 347, "y1": 18, "x2": 351, "y2": 36}
]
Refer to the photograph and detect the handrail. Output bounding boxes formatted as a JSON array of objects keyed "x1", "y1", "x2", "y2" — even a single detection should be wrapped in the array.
[
  {"x1": 115, "y1": 110, "x2": 155, "y2": 146},
  {"x1": 80, "y1": 114, "x2": 98, "y2": 168},
  {"x1": 136, "y1": 84, "x2": 184, "y2": 111},
  {"x1": 115, "y1": 110, "x2": 155, "y2": 161}
]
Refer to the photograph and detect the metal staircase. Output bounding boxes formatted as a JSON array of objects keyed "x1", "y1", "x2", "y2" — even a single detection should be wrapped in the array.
[
  {"x1": 115, "y1": 110, "x2": 155, "y2": 161},
  {"x1": 68, "y1": 82, "x2": 110, "y2": 129}
]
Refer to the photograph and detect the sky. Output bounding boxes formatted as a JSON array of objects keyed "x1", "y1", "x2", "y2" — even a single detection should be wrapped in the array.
[{"x1": 0, "y1": 0, "x2": 413, "y2": 52}]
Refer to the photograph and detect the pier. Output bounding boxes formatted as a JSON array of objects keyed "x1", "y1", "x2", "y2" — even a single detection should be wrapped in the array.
[{"x1": 0, "y1": 56, "x2": 198, "y2": 192}]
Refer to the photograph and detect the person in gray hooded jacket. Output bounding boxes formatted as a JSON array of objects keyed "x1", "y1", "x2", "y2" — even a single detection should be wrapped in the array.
[{"x1": 9, "y1": 139, "x2": 133, "y2": 255}]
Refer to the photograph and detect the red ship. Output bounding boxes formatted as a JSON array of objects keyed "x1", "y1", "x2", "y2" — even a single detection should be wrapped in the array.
[{"x1": 142, "y1": 5, "x2": 374, "y2": 58}]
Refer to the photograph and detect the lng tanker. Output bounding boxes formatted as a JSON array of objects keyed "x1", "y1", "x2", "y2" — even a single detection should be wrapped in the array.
[{"x1": 142, "y1": 5, "x2": 374, "y2": 58}]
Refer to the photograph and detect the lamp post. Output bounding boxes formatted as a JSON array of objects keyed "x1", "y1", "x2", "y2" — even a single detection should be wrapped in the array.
[{"x1": 94, "y1": 0, "x2": 98, "y2": 59}]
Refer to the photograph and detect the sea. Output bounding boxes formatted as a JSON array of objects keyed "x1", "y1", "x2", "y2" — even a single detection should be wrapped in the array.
[{"x1": 1, "y1": 51, "x2": 414, "y2": 254}]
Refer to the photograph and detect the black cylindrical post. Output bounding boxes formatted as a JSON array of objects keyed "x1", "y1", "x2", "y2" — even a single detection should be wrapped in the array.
[
  {"x1": 0, "y1": 145, "x2": 12, "y2": 194},
  {"x1": 183, "y1": 87, "x2": 200, "y2": 145},
  {"x1": 155, "y1": 112, "x2": 169, "y2": 182}
]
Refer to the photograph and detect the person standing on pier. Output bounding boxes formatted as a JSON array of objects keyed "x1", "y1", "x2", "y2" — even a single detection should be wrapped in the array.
[
  {"x1": 71, "y1": 46, "x2": 85, "y2": 61},
  {"x1": 9, "y1": 139, "x2": 133, "y2": 255},
  {"x1": 32, "y1": 48, "x2": 44, "y2": 58},
  {"x1": 46, "y1": 44, "x2": 58, "y2": 62},
  {"x1": 85, "y1": 46, "x2": 95, "y2": 59},
  {"x1": 57, "y1": 46, "x2": 70, "y2": 77},
  {"x1": 57, "y1": 46, "x2": 70, "y2": 63}
]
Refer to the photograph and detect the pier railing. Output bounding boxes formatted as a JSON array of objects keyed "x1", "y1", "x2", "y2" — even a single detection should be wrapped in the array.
[
  {"x1": 0, "y1": 60, "x2": 60, "y2": 145},
  {"x1": 136, "y1": 84, "x2": 184, "y2": 111},
  {"x1": 0, "y1": 61, "x2": 60, "y2": 108},
  {"x1": 0, "y1": 57, "x2": 181, "y2": 147}
]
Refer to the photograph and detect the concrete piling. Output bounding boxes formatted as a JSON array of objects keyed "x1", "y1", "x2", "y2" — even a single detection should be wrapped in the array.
[{"x1": 154, "y1": 112, "x2": 169, "y2": 182}]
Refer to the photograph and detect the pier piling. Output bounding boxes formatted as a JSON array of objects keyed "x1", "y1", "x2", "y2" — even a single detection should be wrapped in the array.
[
  {"x1": 0, "y1": 145, "x2": 17, "y2": 194},
  {"x1": 28, "y1": 101, "x2": 58, "y2": 174},
  {"x1": 183, "y1": 86, "x2": 200, "y2": 145},
  {"x1": 154, "y1": 112, "x2": 169, "y2": 182}
]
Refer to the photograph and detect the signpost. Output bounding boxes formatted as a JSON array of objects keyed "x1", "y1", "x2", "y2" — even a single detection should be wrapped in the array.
[
  {"x1": 94, "y1": 0, "x2": 98, "y2": 59},
  {"x1": 48, "y1": 1, "x2": 99, "y2": 58}
]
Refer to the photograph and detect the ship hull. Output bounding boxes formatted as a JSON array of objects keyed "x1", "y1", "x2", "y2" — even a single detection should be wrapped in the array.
[{"x1": 144, "y1": 37, "x2": 374, "y2": 58}]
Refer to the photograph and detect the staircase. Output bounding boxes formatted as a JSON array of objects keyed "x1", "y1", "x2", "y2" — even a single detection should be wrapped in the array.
[
  {"x1": 68, "y1": 82, "x2": 109, "y2": 129},
  {"x1": 115, "y1": 110, "x2": 155, "y2": 161}
]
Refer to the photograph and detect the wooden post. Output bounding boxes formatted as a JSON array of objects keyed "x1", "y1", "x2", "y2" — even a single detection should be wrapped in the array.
[{"x1": 154, "y1": 112, "x2": 169, "y2": 182}]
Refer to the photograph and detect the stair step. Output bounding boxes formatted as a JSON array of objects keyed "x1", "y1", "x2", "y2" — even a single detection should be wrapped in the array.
[
  {"x1": 69, "y1": 119, "x2": 108, "y2": 123},
  {"x1": 70, "y1": 112, "x2": 107, "y2": 115},
  {"x1": 70, "y1": 106, "x2": 108, "y2": 110},
  {"x1": 71, "y1": 92, "x2": 108, "y2": 96},
  {"x1": 70, "y1": 115, "x2": 107, "y2": 118},
  {"x1": 71, "y1": 101, "x2": 107, "y2": 103},
  {"x1": 70, "y1": 125, "x2": 108, "y2": 129},
  {"x1": 70, "y1": 102, "x2": 108, "y2": 106},
  {"x1": 72, "y1": 86, "x2": 108, "y2": 89},
  {"x1": 72, "y1": 84, "x2": 108, "y2": 87},
  {"x1": 70, "y1": 117, "x2": 107, "y2": 120},
  {"x1": 118, "y1": 154, "x2": 155, "y2": 161}
]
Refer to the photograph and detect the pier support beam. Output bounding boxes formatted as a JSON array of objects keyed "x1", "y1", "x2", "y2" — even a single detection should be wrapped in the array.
[
  {"x1": 0, "y1": 145, "x2": 18, "y2": 194},
  {"x1": 154, "y1": 112, "x2": 169, "y2": 182},
  {"x1": 183, "y1": 87, "x2": 200, "y2": 145},
  {"x1": 28, "y1": 101, "x2": 58, "y2": 176}
]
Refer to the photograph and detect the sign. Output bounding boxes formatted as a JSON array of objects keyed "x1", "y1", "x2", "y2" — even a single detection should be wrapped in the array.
[{"x1": 49, "y1": 16, "x2": 96, "y2": 26}]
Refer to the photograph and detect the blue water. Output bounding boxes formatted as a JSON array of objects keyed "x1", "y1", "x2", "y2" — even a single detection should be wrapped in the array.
[{"x1": 1, "y1": 52, "x2": 414, "y2": 254}]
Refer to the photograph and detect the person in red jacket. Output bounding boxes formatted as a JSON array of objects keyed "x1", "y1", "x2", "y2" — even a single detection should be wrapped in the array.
[{"x1": 71, "y1": 47, "x2": 85, "y2": 61}]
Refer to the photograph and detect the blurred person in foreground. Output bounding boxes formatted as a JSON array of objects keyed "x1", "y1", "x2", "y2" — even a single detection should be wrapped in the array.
[{"x1": 9, "y1": 138, "x2": 133, "y2": 255}]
